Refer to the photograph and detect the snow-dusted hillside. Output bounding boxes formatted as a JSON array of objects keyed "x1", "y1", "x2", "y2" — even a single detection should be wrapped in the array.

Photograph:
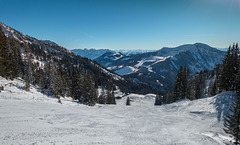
[{"x1": 0, "y1": 77, "x2": 235, "y2": 144}]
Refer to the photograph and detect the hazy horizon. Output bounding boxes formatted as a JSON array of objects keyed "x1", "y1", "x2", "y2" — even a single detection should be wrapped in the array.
[{"x1": 1, "y1": 0, "x2": 239, "y2": 50}]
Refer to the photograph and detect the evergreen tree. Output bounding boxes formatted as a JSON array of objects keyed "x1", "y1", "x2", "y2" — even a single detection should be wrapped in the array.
[
  {"x1": 24, "y1": 74, "x2": 30, "y2": 91},
  {"x1": 126, "y1": 97, "x2": 131, "y2": 106},
  {"x1": 219, "y1": 44, "x2": 239, "y2": 91},
  {"x1": 154, "y1": 94, "x2": 163, "y2": 105},
  {"x1": 0, "y1": 26, "x2": 15, "y2": 79},
  {"x1": 174, "y1": 66, "x2": 183, "y2": 101},
  {"x1": 53, "y1": 63, "x2": 63, "y2": 98},
  {"x1": 86, "y1": 72, "x2": 98, "y2": 106},
  {"x1": 39, "y1": 71, "x2": 44, "y2": 93},
  {"x1": 43, "y1": 61, "x2": 51, "y2": 89},
  {"x1": 72, "y1": 69, "x2": 84, "y2": 101},
  {"x1": 224, "y1": 95, "x2": 240, "y2": 145},
  {"x1": 173, "y1": 66, "x2": 189, "y2": 101},
  {"x1": 106, "y1": 84, "x2": 115, "y2": 104},
  {"x1": 236, "y1": 70, "x2": 240, "y2": 94},
  {"x1": 210, "y1": 79, "x2": 218, "y2": 96},
  {"x1": 195, "y1": 71, "x2": 207, "y2": 99},
  {"x1": 111, "y1": 88, "x2": 116, "y2": 104},
  {"x1": 98, "y1": 85, "x2": 106, "y2": 104}
]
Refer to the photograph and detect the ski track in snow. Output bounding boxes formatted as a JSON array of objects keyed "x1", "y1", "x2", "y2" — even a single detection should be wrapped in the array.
[{"x1": 0, "y1": 77, "x2": 235, "y2": 145}]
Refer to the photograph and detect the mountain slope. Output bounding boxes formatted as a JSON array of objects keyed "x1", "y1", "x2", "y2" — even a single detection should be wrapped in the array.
[
  {"x1": 95, "y1": 43, "x2": 226, "y2": 92},
  {"x1": 0, "y1": 76, "x2": 235, "y2": 144},
  {"x1": 0, "y1": 22, "x2": 132, "y2": 98}
]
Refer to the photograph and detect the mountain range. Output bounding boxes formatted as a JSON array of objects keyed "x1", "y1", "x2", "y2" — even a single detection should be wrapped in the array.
[
  {"x1": 92, "y1": 43, "x2": 226, "y2": 92},
  {"x1": 71, "y1": 48, "x2": 157, "y2": 60}
]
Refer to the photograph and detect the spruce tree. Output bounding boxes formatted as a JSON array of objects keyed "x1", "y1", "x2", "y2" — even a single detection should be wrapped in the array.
[
  {"x1": 25, "y1": 74, "x2": 30, "y2": 91},
  {"x1": 80, "y1": 71, "x2": 98, "y2": 106},
  {"x1": 236, "y1": 70, "x2": 240, "y2": 94},
  {"x1": 219, "y1": 44, "x2": 239, "y2": 91},
  {"x1": 224, "y1": 95, "x2": 240, "y2": 145},
  {"x1": 173, "y1": 66, "x2": 189, "y2": 101},
  {"x1": 72, "y1": 69, "x2": 84, "y2": 102},
  {"x1": 174, "y1": 66, "x2": 183, "y2": 101},
  {"x1": 98, "y1": 85, "x2": 106, "y2": 104},
  {"x1": 126, "y1": 97, "x2": 131, "y2": 106},
  {"x1": 154, "y1": 94, "x2": 163, "y2": 105},
  {"x1": 106, "y1": 84, "x2": 113, "y2": 104},
  {"x1": 210, "y1": 79, "x2": 218, "y2": 96},
  {"x1": 111, "y1": 88, "x2": 116, "y2": 104},
  {"x1": 0, "y1": 26, "x2": 15, "y2": 79},
  {"x1": 39, "y1": 71, "x2": 44, "y2": 93}
]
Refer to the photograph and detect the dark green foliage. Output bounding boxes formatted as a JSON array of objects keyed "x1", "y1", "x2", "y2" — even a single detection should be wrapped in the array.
[
  {"x1": 154, "y1": 94, "x2": 163, "y2": 105},
  {"x1": 219, "y1": 44, "x2": 239, "y2": 91},
  {"x1": 98, "y1": 85, "x2": 106, "y2": 104},
  {"x1": 210, "y1": 79, "x2": 218, "y2": 96},
  {"x1": 24, "y1": 74, "x2": 30, "y2": 91},
  {"x1": 106, "y1": 84, "x2": 116, "y2": 104},
  {"x1": 173, "y1": 66, "x2": 190, "y2": 101},
  {"x1": 165, "y1": 65, "x2": 219, "y2": 104},
  {"x1": 126, "y1": 97, "x2": 131, "y2": 106},
  {"x1": 106, "y1": 84, "x2": 112, "y2": 104},
  {"x1": 224, "y1": 95, "x2": 240, "y2": 145},
  {"x1": 39, "y1": 71, "x2": 44, "y2": 93},
  {"x1": 85, "y1": 72, "x2": 98, "y2": 106},
  {"x1": 111, "y1": 88, "x2": 116, "y2": 104},
  {"x1": 0, "y1": 26, "x2": 17, "y2": 80},
  {"x1": 72, "y1": 69, "x2": 84, "y2": 101}
]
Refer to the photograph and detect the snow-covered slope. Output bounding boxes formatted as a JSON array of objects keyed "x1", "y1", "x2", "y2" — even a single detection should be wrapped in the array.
[
  {"x1": 0, "y1": 77, "x2": 235, "y2": 144},
  {"x1": 96, "y1": 43, "x2": 226, "y2": 92}
]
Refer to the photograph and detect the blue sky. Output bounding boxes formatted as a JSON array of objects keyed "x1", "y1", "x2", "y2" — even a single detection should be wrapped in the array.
[{"x1": 0, "y1": 0, "x2": 240, "y2": 50}]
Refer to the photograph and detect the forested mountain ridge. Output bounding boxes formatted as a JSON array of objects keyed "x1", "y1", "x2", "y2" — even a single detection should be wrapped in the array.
[{"x1": 0, "y1": 22, "x2": 157, "y2": 105}]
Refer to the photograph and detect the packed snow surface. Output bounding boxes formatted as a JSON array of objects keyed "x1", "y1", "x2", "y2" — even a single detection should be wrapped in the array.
[{"x1": 0, "y1": 77, "x2": 235, "y2": 144}]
